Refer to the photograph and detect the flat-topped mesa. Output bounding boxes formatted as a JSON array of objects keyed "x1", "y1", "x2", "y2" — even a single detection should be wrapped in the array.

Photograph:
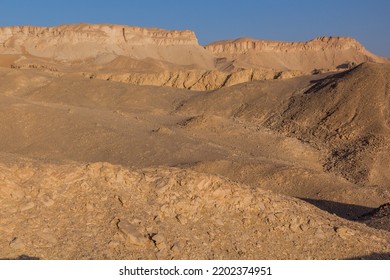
[
  {"x1": 205, "y1": 36, "x2": 367, "y2": 54},
  {"x1": 0, "y1": 24, "x2": 210, "y2": 64},
  {"x1": 0, "y1": 24, "x2": 198, "y2": 46},
  {"x1": 205, "y1": 36, "x2": 387, "y2": 71}
]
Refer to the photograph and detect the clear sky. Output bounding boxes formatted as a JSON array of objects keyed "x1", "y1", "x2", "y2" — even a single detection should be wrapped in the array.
[{"x1": 1, "y1": 0, "x2": 389, "y2": 57}]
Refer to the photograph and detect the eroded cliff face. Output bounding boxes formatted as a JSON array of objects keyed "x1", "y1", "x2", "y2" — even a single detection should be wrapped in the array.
[
  {"x1": 206, "y1": 36, "x2": 387, "y2": 71},
  {"x1": 81, "y1": 68, "x2": 304, "y2": 91},
  {"x1": 0, "y1": 24, "x2": 214, "y2": 67},
  {"x1": 206, "y1": 36, "x2": 367, "y2": 53},
  {"x1": 0, "y1": 24, "x2": 198, "y2": 47}
]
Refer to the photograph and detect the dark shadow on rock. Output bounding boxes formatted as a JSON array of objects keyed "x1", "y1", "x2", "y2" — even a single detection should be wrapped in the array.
[
  {"x1": 308, "y1": 63, "x2": 361, "y2": 85},
  {"x1": 299, "y1": 198, "x2": 374, "y2": 220},
  {"x1": 357, "y1": 203, "x2": 390, "y2": 232},
  {"x1": 336, "y1": 62, "x2": 357, "y2": 70},
  {"x1": 0, "y1": 255, "x2": 40, "y2": 260},
  {"x1": 345, "y1": 252, "x2": 390, "y2": 260},
  {"x1": 304, "y1": 73, "x2": 347, "y2": 95},
  {"x1": 309, "y1": 69, "x2": 350, "y2": 83},
  {"x1": 359, "y1": 203, "x2": 390, "y2": 220}
]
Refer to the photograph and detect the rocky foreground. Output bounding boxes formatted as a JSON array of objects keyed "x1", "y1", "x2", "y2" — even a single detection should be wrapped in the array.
[{"x1": 1, "y1": 159, "x2": 389, "y2": 260}]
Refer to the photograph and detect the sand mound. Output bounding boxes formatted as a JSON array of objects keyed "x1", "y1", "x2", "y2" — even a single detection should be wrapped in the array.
[{"x1": 1, "y1": 158, "x2": 389, "y2": 260}]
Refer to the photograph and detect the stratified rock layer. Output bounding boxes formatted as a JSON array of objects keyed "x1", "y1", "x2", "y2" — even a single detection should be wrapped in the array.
[
  {"x1": 0, "y1": 24, "x2": 215, "y2": 68},
  {"x1": 206, "y1": 36, "x2": 388, "y2": 71}
]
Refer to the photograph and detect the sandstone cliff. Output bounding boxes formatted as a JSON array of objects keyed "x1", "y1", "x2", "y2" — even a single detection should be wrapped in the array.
[
  {"x1": 0, "y1": 24, "x2": 215, "y2": 68},
  {"x1": 206, "y1": 36, "x2": 388, "y2": 71}
]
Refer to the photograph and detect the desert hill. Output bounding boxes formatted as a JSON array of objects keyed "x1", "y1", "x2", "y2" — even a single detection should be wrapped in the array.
[
  {"x1": 206, "y1": 36, "x2": 388, "y2": 72},
  {"x1": 175, "y1": 62, "x2": 390, "y2": 187},
  {"x1": 1, "y1": 64, "x2": 389, "y2": 218},
  {"x1": 266, "y1": 63, "x2": 390, "y2": 186}
]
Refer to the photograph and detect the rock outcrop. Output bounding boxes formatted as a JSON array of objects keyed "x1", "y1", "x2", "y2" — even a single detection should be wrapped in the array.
[
  {"x1": 0, "y1": 24, "x2": 199, "y2": 46},
  {"x1": 206, "y1": 36, "x2": 388, "y2": 71},
  {"x1": 207, "y1": 36, "x2": 367, "y2": 54},
  {"x1": 1, "y1": 159, "x2": 389, "y2": 259},
  {"x1": 82, "y1": 68, "x2": 304, "y2": 91},
  {"x1": 0, "y1": 24, "x2": 215, "y2": 68}
]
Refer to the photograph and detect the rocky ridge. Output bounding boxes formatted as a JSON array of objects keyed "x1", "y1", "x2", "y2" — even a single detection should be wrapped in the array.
[
  {"x1": 0, "y1": 24, "x2": 198, "y2": 47},
  {"x1": 0, "y1": 24, "x2": 213, "y2": 67},
  {"x1": 206, "y1": 36, "x2": 388, "y2": 71},
  {"x1": 82, "y1": 68, "x2": 304, "y2": 91},
  {"x1": 206, "y1": 37, "x2": 371, "y2": 54},
  {"x1": 265, "y1": 62, "x2": 390, "y2": 186}
]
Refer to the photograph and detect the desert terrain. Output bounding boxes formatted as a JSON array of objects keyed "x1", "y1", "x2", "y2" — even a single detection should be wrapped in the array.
[{"x1": 0, "y1": 24, "x2": 389, "y2": 259}]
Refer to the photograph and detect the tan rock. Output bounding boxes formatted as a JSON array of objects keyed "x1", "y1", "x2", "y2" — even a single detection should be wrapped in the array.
[{"x1": 117, "y1": 220, "x2": 146, "y2": 246}]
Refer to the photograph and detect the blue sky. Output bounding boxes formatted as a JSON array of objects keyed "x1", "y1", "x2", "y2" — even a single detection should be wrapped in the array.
[{"x1": 1, "y1": 0, "x2": 389, "y2": 57}]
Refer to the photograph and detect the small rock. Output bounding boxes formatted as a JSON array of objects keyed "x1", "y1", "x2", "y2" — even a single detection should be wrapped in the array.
[
  {"x1": 108, "y1": 240, "x2": 120, "y2": 249},
  {"x1": 9, "y1": 238, "x2": 25, "y2": 250},
  {"x1": 0, "y1": 183, "x2": 24, "y2": 200},
  {"x1": 4, "y1": 206, "x2": 18, "y2": 214},
  {"x1": 40, "y1": 194, "x2": 54, "y2": 207},
  {"x1": 152, "y1": 234, "x2": 167, "y2": 250},
  {"x1": 335, "y1": 226, "x2": 355, "y2": 239},
  {"x1": 170, "y1": 241, "x2": 183, "y2": 254},
  {"x1": 20, "y1": 202, "x2": 35, "y2": 211},
  {"x1": 117, "y1": 220, "x2": 146, "y2": 245},
  {"x1": 289, "y1": 216, "x2": 300, "y2": 233},
  {"x1": 153, "y1": 127, "x2": 173, "y2": 135},
  {"x1": 38, "y1": 230, "x2": 58, "y2": 244},
  {"x1": 265, "y1": 214, "x2": 276, "y2": 224},
  {"x1": 289, "y1": 223, "x2": 300, "y2": 233},
  {"x1": 175, "y1": 214, "x2": 188, "y2": 225},
  {"x1": 155, "y1": 249, "x2": 169, "y2": 259},
  {"x1": 299, "y1": 223, "x2": 309, "y2": 231},
  {"x1": 315, "y1": 228, "x2": 325, "y2": 239},
  {"x1": 86, "y1": 203, "x2": 94, "y2": 211}
]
